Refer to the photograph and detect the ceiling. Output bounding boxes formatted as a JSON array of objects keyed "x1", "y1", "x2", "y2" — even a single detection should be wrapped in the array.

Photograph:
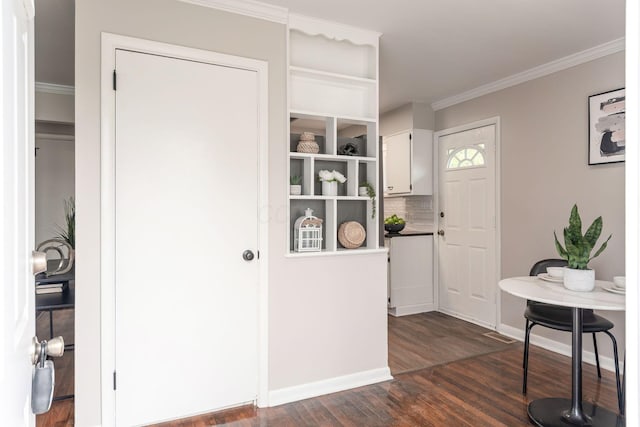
[{"x1": 35, "y1": 0, "x2": 625, "y2": 112}]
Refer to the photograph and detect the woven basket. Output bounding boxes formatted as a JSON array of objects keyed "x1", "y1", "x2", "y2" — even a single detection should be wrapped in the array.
[
  {"x1": 338, "y1": 221, "x2": 366, "y2": 249},
  {"x1": 300, "y1": 132, "x2": 315, "y2": 141},
  {"x1": 297, "y1": 140, "x2": 320, "y2": 154}
]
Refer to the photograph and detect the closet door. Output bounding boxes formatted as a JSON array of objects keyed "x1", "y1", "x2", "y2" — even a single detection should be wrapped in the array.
[{"x1": 114, "y1": 48, "x2": 260, "y2": 426}]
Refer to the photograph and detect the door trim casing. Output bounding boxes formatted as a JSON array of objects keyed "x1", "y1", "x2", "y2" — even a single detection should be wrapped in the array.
[
  {"x1": 433, "y1": 116, "x2": 501, "y2": 329},
  {"x1": 100, "y1": 32, "x2": 270, "y2": 425}
]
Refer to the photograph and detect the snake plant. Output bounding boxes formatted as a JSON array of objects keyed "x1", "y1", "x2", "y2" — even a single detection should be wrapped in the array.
[{"x1": 554, "y1": 204, "x2": 611, "y2": 270}]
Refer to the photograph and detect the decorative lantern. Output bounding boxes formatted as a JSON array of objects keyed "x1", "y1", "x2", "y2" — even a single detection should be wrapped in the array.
[{"x1": 294, "y1": 208, "x2": 323, "y2": 252}]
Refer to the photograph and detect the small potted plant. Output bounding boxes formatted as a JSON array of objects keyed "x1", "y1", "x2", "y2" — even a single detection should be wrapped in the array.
[
  {"x1": 359, "y1": 181, "x2": 376, "y2": 219},
  {"x1": 318, "y1": 170, "x2": 346, "y2": 196},
  {"x1": 554, "y1": 204, "x2": 611, "y2": 291},
  {"x1": 290, "y1": 176, "x2": 302, "y2": 195}
]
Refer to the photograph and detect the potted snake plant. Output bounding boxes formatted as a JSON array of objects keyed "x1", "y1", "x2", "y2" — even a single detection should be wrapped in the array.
[
  {"x1": 554, "y1": 204, "x2": 611, "y2": 291},
  {"x1": 290, "y1": 176, "x2": 302, "y2": 195}
]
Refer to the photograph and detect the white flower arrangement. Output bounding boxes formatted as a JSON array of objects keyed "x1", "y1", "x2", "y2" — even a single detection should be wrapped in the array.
[{"x1": 318, "y1": 169, "x2": 347, "y2": 183}]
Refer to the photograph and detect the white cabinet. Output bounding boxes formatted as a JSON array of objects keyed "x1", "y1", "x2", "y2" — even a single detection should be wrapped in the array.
[
  {"x1": 383, "y1": 129, "x2": 433, "y2": 196},
  {"x1": 387, "y1": 235, "x2": 434, "y2": 316},
  {"x1": 287, "y1": 15, "x2": 382, "y2": 256}
]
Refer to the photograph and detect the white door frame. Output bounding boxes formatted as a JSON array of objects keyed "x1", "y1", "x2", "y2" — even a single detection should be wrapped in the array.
[
  {"x1": 100, "y1": 33, "x2": 269, "y2": 426},
  {"x1": 433, "y1": 117, "x2": 501, "y2": 329}
]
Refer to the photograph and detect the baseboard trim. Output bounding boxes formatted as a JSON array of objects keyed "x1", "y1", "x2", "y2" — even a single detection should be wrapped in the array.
[
  {"x1": 498, "y1": 323, "x2": 621, "y2": 373},
  {"x1": 268, "y1": 367, "x2": 393, "y2": 407},
  {"x1": 438, "y1": 307, "x2": 495, "y2": 330},
  {"x1": 388, "y1": 303, "x2": 436, "y2": 317}
]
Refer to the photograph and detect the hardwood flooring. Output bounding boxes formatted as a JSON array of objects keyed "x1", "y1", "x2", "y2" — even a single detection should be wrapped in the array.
[
  {"x1": 36, "y1": 312, "x2": 621, "y2": 426},
  {"x1": 388, "y1": 312, "x2": 518, "y2": 374}
]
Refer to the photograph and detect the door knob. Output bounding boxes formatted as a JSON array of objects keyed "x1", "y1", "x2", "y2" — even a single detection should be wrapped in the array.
[
  {"x1": 30, "y1": 336, "x2": 65, "y2": 365},
  {"x1": 242, "y1": 250, "x2": 255, "y2": 261},
  {"x1": 437, "y1": 230, "x2": 445, "y2": 236}
]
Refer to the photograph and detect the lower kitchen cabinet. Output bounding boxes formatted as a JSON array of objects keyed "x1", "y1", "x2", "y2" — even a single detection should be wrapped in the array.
[{"x1": 386, "y1": 234, "x2": 434, "y2": 316}]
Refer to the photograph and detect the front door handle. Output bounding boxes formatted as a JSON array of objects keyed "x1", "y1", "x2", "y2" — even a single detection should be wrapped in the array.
[
  {"x1": 242, "y1": 250, "x2": 255, "y2": 261},
  {"x1": 437, "y1": 230, "x2": 445, "y2": 236}
]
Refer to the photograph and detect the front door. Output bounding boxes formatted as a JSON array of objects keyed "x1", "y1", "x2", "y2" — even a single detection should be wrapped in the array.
[
  {"x1": 113, "y1": 49, "x2": 260, "y2": 426},
  {"x1": 2, "y1": 0, "x2": 36, "y2": 424},
  {"x1": 437, "y1": 123, "x2": 497, "y2": 328}
]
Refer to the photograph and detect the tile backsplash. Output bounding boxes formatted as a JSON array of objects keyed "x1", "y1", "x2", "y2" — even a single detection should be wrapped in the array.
[{"x1": 384, "y1": 195, "x2": 434, "y2": 231}]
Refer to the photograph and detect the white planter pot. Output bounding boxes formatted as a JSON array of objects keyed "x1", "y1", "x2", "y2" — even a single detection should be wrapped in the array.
[
  {"x1": 322, "y1": 181, "x2": 338, "y2": 196},
  {"x1": 290, "y1": 184, "x2": 301, "y2": 196},
  {"x1": 563, "y1": 268, "x2": 595, "y2": 292},
  {"x1": 359, "y1": 186, "x2": 369, "y2": 197}
]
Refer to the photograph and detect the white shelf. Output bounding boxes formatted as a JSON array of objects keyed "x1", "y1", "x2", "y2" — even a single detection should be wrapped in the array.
[
  {"x1": 290, "y1": 109, "x2": 376, "y2": 124},
  {"x1": 289, "y1": 195, "x2": 372, "y2": 201},
  {"x1": 290, "y1": 66, "x2": 377, "y2": 85},
  {"x1": 289, "y1": 152, "x2": 376, "y2": 162},
  {"x1": 286, "y1": 248, "x2": 387, "y2": 258}
]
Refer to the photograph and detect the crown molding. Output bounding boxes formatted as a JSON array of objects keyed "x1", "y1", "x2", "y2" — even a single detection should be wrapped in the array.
[
  {"x1": 178, "y1": 0, "x2": 288, "y2": 24},
  {"x1": 35, "y1": 82, "x2": 75, "y2": 95},
  {"x1": 432, "y1": 37, "x2": 625, "y2": 111}
]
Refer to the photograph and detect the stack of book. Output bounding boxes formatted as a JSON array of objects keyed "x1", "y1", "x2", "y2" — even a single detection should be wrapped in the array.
[{"x1": 36, "y1": 283, "x2": 66, "y2": 295}]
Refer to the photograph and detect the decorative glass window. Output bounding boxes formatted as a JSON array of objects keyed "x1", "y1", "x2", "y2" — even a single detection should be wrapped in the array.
[{"x1": 446, "y1": 144, "x2": 486, "y2": 170}]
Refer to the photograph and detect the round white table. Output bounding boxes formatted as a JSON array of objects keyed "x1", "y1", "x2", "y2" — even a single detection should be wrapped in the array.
[{"x1": 500, "y1": 276, "x2": 625, "y2": 427}]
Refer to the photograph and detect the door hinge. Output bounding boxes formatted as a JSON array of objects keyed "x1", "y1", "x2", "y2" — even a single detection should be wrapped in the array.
[
  {"x1": 257, "y1": 250, "x2": 260, "y2": 260},
  {"x1": 113, "y1": 371, "x2": 117, "y2": 390},
  {"x1": 409, "y1": 133, "x2": 412, "y2": 140},
  {"x1": 410, "y1": 184, "x2": 413, "y2": 190},
  {"x1": 113, "y1": 70, "x2": 117, "y2": 91}
]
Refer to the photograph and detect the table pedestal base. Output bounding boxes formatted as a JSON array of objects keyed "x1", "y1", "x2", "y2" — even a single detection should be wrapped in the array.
[{"x1": 528, "y1": 398, "x2": 623, "y2": 427}]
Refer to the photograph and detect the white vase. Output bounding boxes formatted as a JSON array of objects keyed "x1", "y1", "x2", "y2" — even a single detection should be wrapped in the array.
[
  {"x1": 290, "y1": 185, "x2": 301, "y2": 196},
  {"x1": 359, "y1": 186, "x2": 368, "y2": 197},
  {"x1": 563, "y1": 268, "x2": 595, "y2": 292},
  {"x1": 322, "y1": 181, "x2": 338, "y2": 196}
]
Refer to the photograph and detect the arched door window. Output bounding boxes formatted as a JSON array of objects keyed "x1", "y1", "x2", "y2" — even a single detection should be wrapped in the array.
[{"x1": 446, "y1": 144, "x2": 486, "y2": 170}]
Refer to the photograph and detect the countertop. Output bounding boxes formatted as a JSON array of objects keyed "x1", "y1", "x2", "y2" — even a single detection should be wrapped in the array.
[{"x1": 384, "y1": 227, "x2": 434, "y2": 238}]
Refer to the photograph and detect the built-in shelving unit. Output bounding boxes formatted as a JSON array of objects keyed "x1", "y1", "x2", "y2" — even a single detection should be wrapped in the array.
[{"x1": 287, "y1": 15, "x2": 381, "y2": 256}]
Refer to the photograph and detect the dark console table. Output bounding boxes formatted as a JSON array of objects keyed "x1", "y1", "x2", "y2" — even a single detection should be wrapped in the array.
[{"x1": 35, "y1": 268, "x2": 74, "y2": 401}]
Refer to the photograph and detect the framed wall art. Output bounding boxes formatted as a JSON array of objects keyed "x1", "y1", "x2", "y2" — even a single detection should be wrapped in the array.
[{"x1": 588, "y1": 88, "x2": 625, "y2": 165}]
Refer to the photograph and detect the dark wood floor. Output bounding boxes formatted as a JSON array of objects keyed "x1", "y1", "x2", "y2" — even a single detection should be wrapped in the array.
[
  {"x1": 389, "y1": 312, "x2": 518, "y2": 374},
  {"x1": 37, "y1": 312, "x2": 621, "y2": 426}
]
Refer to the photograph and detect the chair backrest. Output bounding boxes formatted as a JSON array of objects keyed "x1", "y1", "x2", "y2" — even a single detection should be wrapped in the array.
[{"x1": 529, "y1": 258, "x2": 568, "y2": 276}]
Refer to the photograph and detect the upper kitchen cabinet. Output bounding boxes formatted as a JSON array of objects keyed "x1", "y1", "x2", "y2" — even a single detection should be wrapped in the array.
[
  {"x1": 383, "y1": 129, "x2": 433, "y2": 196},
  {"x1": 287, "y1": 15, "x2": 382, "y2": 256}
]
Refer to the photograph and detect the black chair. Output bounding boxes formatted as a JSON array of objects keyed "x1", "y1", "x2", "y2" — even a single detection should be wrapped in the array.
[{"x1": 523, "y1": 259, "x2": 622, "y2": 413}]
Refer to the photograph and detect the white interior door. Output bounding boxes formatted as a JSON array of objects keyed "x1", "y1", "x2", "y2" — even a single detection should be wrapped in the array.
[
  {"x1": 1, "y1": 0, "x2": 36, "y2": 424},
  {"x1": 114, "y1": 49, "x2": 260, "y2": 426},
  {"x1": 437, "y1": 124, "x2": 497, "y2": 328}
]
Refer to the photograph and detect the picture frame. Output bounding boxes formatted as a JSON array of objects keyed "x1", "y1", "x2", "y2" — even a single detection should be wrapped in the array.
[{"x1": 588, "y1": 88, "x2": 625, "y2": 165}]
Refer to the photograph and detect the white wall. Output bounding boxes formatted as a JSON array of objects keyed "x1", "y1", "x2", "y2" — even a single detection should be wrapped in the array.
[
  {"x1": 76, "y1": 1, "x2": 388, "y2": 424},
  {"x1": 380, "y1": 102, "x2": 435, "y2": 136},
  {"x1": 35, "y1": 91, "x2": 74, "y2": 123},
  {"x1": 435, "y1": 52, "x2": 626, "y2": 359},
  {"x1": 35, "y1": 136, "x2": 75, "y2": 246},
  {"x1": 380, "y1": 103, "x2": 412, "y2": 136}
]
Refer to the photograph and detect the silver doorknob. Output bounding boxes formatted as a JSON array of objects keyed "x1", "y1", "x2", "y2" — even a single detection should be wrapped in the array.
[
  {"x1": 30, "y1": 336, "x2": 65, "y2": 365},
  {"x1": 437, "y1": 230, "x2": 445, "y2": 236},
  {"x1": 242, "y1": 250, "x2": 255, "y2": 261}
]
